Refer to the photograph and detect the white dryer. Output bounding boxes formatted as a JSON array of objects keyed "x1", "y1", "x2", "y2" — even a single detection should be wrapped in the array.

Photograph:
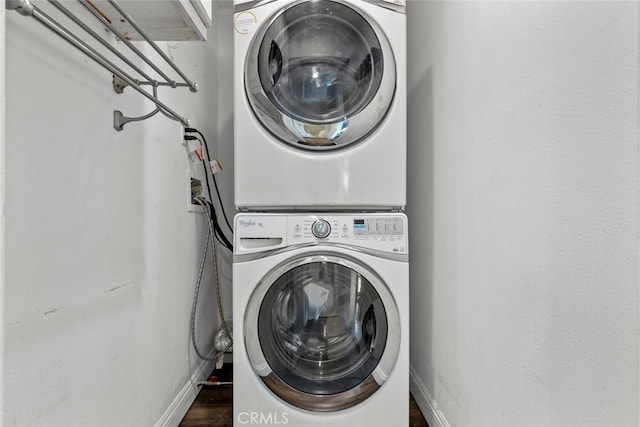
[
  {"x1": 233, "y1": 0, "x2": 406, "y2": 210},
  {"x1": 233, "y1": 212, "x2": 409, "y2": 426}
]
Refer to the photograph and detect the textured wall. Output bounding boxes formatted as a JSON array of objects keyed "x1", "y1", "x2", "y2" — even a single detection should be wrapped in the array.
[{"x1": 406, "y1": 2, "x2": 639, "y2": 426}]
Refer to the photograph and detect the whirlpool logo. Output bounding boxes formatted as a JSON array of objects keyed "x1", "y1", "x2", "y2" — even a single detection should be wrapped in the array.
[
  {"x1": 237, "y1": 411, "x2": 289, "y2": 425},
  {"x1": 238, "y1": 219, "x2": 264, "y2": 228}
]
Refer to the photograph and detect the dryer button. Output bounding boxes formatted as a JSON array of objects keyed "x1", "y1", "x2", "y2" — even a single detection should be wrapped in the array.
[{"x1": 311, "y1": 220, "x2": 331, "y2": 239}]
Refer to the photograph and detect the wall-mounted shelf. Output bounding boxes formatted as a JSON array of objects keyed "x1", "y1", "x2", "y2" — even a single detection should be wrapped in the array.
[
  {"x1": 92, "y1": 0, "x2": 213, "y2": 41},
  {"x1": 6, "y1": 0, "x2": 201, "y2": 131}
]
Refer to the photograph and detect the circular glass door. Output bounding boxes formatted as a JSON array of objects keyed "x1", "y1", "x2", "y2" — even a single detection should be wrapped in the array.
[
  {"x1": 245, "y1": 0, "x2": 396, "y2": 150},
  {"x1": 244, "y1": 253, "x2": 401, "y2": 412}
]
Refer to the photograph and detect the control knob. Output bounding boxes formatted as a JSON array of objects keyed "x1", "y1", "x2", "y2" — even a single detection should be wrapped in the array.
[{"x1": 311, "y1": 219, "x2": 331, "y2": 239}]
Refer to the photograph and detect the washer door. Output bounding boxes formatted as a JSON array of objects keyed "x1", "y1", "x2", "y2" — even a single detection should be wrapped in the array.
[
  {"x1": 244, "y1": 253, "x2": 401, "y2": 412},
  {"x1": 244, "y1": 0, "x2": 396, "y2": 150}
]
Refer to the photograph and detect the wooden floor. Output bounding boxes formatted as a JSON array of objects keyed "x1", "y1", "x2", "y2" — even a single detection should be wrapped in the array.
[{"x1": 180, "y1": 365, "x2": 429, "y2": 427}]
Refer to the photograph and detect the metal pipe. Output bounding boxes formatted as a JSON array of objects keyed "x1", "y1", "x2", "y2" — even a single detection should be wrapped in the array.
[
  {"x1": 48, "y1": 0, "x2": 155, "y2": 84},
  {"x1": 140, "y1": 81, "x2": 193, "y2": 88},
  {"x1": 27, "y1": 3, "x2": 189, "y2": 126},
  {"x1": 85, "y1": 0, "x2": 111, "y2": 23},
  {"x1": 107, "y1": 0, "x2": 198, "y2": 92},
  {"x1": 77, "y1": 0, "x2": 176, "y2": 86}
]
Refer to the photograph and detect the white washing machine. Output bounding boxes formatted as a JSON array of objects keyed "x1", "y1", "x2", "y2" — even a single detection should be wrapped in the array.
[
  {"x1": 233, "y1": 0, "x2": 406, "y2": 210},
  {"x1": 232, "y1": 212, "x2": 409, "y2": 426}
]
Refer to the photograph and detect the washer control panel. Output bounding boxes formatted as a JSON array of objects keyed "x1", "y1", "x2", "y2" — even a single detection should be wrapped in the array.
[
  {"x1": 288, "y1": 214, "x2": 408, "y2": 254},
  {"x1": 235, "y1": 213, "x2": 409, "y2": 255},
  {"x1": 353, "y1": 217, "x2": 404, "y2": 236}
]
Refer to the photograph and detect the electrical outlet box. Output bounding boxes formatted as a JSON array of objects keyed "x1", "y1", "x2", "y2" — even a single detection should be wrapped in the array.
[{"x1": 187, "y1": 167, "x2": 205, "y2": 213}]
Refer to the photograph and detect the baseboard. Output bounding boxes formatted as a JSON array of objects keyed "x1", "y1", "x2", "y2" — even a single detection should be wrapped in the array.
[
  {"x1": 410, "y1": 364, "x2": 451, "y2": 427},
  {"x1": 154, "y1": 358, "x2": 217, "y2": 427}
]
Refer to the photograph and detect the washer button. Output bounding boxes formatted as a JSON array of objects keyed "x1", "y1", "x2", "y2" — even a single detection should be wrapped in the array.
[{"x1": 311, "y1": 219, "x2": 331, "y2": 239}]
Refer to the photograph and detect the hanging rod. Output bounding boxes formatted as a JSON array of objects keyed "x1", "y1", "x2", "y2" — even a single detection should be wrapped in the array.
[{"x1": 6, "y1": 0, "x2": 198, "y2": 130}]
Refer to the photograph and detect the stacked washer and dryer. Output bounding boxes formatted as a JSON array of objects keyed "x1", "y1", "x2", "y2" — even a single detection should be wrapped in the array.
[{"x1": 232, "y1": 0, "x2": 408, "y2": 425}]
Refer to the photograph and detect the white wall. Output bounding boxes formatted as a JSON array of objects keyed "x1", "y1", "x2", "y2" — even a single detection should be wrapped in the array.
[
  {"x1": 0, "y1": 2, "x2": 6, "y2": 422},
  {"x1": 3, "y1": 1, "x2": 232, "y2": 425},
  {"x1": 407, "y1": 2, "x2": 639, "y2": 427},
  {"x1": 214, "y1": 0, "x2": 235, "y2": 319},
  {"x1": 218, "y1": 0, "x2": 234, "y2": 214}
]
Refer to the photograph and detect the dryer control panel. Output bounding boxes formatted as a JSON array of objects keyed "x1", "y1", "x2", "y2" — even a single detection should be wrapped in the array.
[{"x1": 234, "y1": 213, "x2": 408, "y2": 256}]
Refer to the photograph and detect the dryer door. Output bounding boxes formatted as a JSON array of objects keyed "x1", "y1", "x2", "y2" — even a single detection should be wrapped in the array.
[
  {"x1": 244, "y1": 0, "x2": 396, "y2": 150},
  {"x1": 244, "y1": 252, "x2": 401, "y2": 412}
]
